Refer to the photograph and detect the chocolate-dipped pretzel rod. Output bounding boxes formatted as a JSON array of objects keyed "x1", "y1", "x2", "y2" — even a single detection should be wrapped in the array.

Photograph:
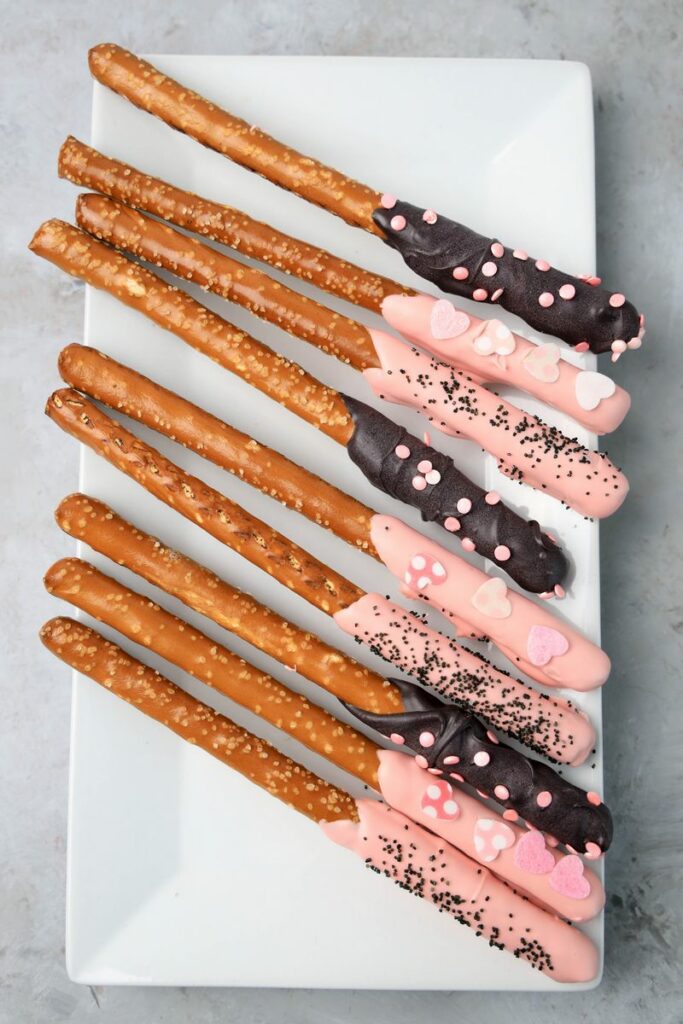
[
  {"x1": 88, "y1": 43, "x2": 644, "y2": 359},
  {"x1": 62, "y1": 142, "x2": 628, "y2": 434},
  {"x1": 46, "y1": 557, "x2": 379, "y2": 787},
  {"x1": 30, "y1": 220, "x2": 570, "y2": 594},
  {"x1": 75, "y1": 195, "x2": 629, "y2": 521},
  {"x1": 58, "y1": 341, "x2": 567, "y2": 596},
  {"x1": 41, "y1": 617, "x2": 599, "y2": 982},
  {"x1": 45, "y1": 391, "x2": 606, "y2": 692},
  {"x1": 56, "y1": 494, "x2": 594, "y2": 767},
  {"x1": 59, "y1": 137, "x2": 413, "y2": 314},
  {"x1": 45, "y1": 556, "x2": 609, "y2": 903},
  {"x1": 347, "y1": 679, "x2": 612, "y2": 857}
]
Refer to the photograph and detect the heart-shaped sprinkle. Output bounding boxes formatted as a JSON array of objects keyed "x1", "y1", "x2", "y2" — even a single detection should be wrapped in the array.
[
  {"x1": 523, "y1": 342, "x2": 561, "y2": 383},
  {"x1": 430, "y1": 299, "x2": 471, "y2": 340},
  {"x1": 548, "y1": 854, "x2": 591, "y2": 899},
  {"x1": 471, "y1": 577, "x2": 512, "y2": 619},
  {"x1": 473, "y1": 818, "x2": 515, "y2": 863},
  {"x1": 575, "y1": 370, "x2": 617, "y2": 411},
  {"x1": 527, "y1": 625, "x2": 569, "y2": 667},
  {"x1": 404, "y1": 553, "x2": 448, "y2": 590},
  {"x1": 473, "y1": 319, "x2": 516, "y2": 357},
  {"x1": 514, "y1": 829, "x2": 555, "y2": 875},
  {"x1": 421, "y1": 780, "x2": 460, "y2": 820}
]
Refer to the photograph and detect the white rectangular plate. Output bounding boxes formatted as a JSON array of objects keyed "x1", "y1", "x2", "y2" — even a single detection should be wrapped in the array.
[{"x1": 64, "y1": 55, "x2": 603, "y2": 989}]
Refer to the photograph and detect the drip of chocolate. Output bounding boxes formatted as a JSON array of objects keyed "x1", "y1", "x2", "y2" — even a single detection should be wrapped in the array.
[
  {"x1": 373, "y1": 201, "x2": 643, "y2": 357},
  {"x1": 342, "y1": 395, "x2": 568, "y2": 595},
  {"x1": 345, "y1": 678, "x2": 613, "y2": 855}
]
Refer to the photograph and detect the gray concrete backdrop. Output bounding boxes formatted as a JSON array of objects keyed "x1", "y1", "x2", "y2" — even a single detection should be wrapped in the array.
[{"x1": 1, "y1": 1, "x2": 681, "y2": 1021}]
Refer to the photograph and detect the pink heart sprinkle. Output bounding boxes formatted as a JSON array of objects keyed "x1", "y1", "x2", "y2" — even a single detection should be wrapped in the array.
[
  {"x1": 514, "y1": 829, "x2": 555, "y2": 875},
  {"x1": 527, "y1": 624, "x2": 569, "y2": 667},
  {"x1": 548, "y1": 854, "x2": 591, "y2": 900},
  {"x1": 430, "y1": 299, "x2": 471, "y2": 340}
]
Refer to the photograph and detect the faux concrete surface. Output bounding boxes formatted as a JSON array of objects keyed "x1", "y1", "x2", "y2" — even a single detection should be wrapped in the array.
[{"x1": 1, "y1": 1, "x2": 681, "y2": 1021}]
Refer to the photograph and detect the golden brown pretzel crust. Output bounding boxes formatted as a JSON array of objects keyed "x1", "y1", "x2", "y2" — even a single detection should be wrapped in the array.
[
  {"x1": 59, "y1": 138, "x2": 411, "y2": 314},
  {"x1": 76, "y1": 193, "x2": 381, "y2": 372},
  {"x1": 88, "y1": 44, "x2": 382, "y2": 233},
  {"x1": 45, "y1": 557, "x2": 380, "y2": 788},
  {"x1": 45, "y1": 389, "x2": 363, "y2": 616},
  {"x1": 29, "y1": 220, "x2": 353, "y2": 446},
  {"x1": 58, "y1": 344, "x2": 378, "y2": 556},
  {"x1": 40, "y1": 616, "x2": 358, "y2": 822},
  {"x1": 55, "y1": 494, "x2": 401, "y2": 715}
]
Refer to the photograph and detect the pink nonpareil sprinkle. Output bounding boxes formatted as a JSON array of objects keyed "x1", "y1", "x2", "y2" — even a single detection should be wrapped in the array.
[{"x1": 380, "y1": 193, "x2": 397, "y2": 209}]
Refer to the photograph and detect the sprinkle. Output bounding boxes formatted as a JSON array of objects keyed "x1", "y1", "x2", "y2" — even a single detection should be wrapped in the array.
[
  {"x1": 611, "y1": 339, "x2": 627, "y2": 354},
  {"x1": 559, "y1": 284, "x2": 576, "y2": 299},
  {"x1": 486, "y1": 730, "x2": 500, "y2": 745},
  {"x1": 491, "y1": 242, "x2": 505, "y2": 258},
  {"x1": 627, "y1": 336, "x2": 642, "y2": 350},
  {"x1": 380, "y1": 194, "x2": 397, "y2": 209},
  {"x1": 535, "y1": 259, "x2": 550, "y2": 271},
  {"x1": 554, "y1": 584, "x2": 565, "y2": 599},
  {"x1": 419, "y1": 731, "x2": 436, "y2": 748},
  {"x1": 539, "y1": 292, "x2": 555, "y2": 307},
  {"x1": 450, "y1": 772, "x2": 465, "y2": 783},
  {"x1": 584, "y1": 842, "x2": 602, "y2": 860},
  {"x1": 609, "y1": 293, "x2": 626, "y2": 308},
  {"x1": 428, "y1": 767, "x2": 443, "y2": 775},
  {"x1": 423, "y1": 431, "x2": 431, "y2": 445},
  {"x1": 456, "y1": 498, "x2": 472, "y2": 514},
  {"x1": 412, "y1": 475, "x2": 427, "y2": 491},
  {"x1": 512, "y1": 249, "x2": 528, "y2": 260},
  {"x1": 473, "y1": 288, "x2": 488, "y2": 301},
  {"x1": 494, "y1": 785, "x2": 510, "y2": 801},
  {"x1": 485, "y1": 491, "x2": 501, "y2": 505},
  {"x1": 444, "y1": 516, "x2": 460, "y2": 532},
  {"x1": 503, "y1": 809, "x2": 518, "y2": 821},
  {"x1": 417, "y1": 459, "x2": 433, "y2": 474},
  {"x1": 482, "y1": 261, "x2": 497, "y2": 277},
  {"x1": 461, "y1": 538, "x2": 476, "y2": 552},
  {"x1": 586, "y1": 791, "x2": 602, "y2": 806},
  {"x1": 422, "y1": 209, "x2": 438, "y2": 224},
  {"x1": 494, "y1": 545, "x2": 511, "y2": 562},
  {"x1": 443, "y1": 755, "x2": 460, "y2": 765},
  {"x1": 575, "y1": 341, "x2": 590, "y2": 352},
  {"x1": 452, "y1": 266, "x2": 469, "y2": 281},
  {"x1": 390, "y1": 733, "x2": 405, "y2": 745},
  {"x1": 415, "y1": 754, "x2": 429, "y2": 769},
  {"x1": 536, "y1": 791, "x2": 552, "y2": 808},
  {"x1": 545, "y1": 835, "x2": 560, "y2": 848},
  {"x1": 491, "y1": 288, "x2": 504, "y2": 301},
  {"x1": 474, "y1": 751, "x2": 491, "y2": 767},
  {"x1": 390, "y1": 215, "x2": 406, "y2": 231},
  {"x1": 425, "y1": 469, "x2": 441, "y2": 485},
  {"x1": 395, "y1": 444, "x2": 411, "y2": 459}
]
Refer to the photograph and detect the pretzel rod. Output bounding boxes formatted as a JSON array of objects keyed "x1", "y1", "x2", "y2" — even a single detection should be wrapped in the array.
[
  {"x1": 31, "y1": 220, "x2": 570, "y2": 595},
  {"x1": 62, "y1": 143, "x2": 626, "y2": 435},
  {"x1": 55, "y1": 493, "x2": 593, "y2": 766},
  {"x1": 73, "y1": 198, "x2": 628, "y2": 522},
  {"x1": 40, "y1": 616, "x2": 355, "y2": 822},
  {"x1": 41, "y1": 617, "x2": 598, "y2": 981},
  {"x1": 58, "y1": 343, "x2": 378, "y2": 556},
  {"x1": 55, "y1": 493, "x2": 399, "y2": 715},
  {"x1": 30, "y1": 220, "x2": 353, "y2": 446},
  {"x1": 45, "y1": 389, "x2": 362, "y2": 615},
  {"x1": 88, "y1": 42, "x2": 643, "y2": 359},
  {"x1": 45, "y1": 557, "x2": 379, "y2": 788}
]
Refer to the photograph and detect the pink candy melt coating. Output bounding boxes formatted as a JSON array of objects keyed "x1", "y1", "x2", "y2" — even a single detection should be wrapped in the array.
[
  {"x1": 375, "y1": 753, "x2": 605, "y2": 926},
  {"x1": 364, "y1": 326, "x2": 629, "y2": 517},
  {"x1": 333, "y1": 593, "x2": 596, "y2": 764},
  {"x1": 367, "y1": 516, "x2": 611, "y2": 692}
]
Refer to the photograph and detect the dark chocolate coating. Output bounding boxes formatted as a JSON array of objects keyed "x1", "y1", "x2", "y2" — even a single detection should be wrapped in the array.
[
  {"x1": 342, "y1": 395, "x2": 568, "y2": 594},
  {"x1": 373, "y1": 201, "x2": 642, "y2": 355},
  {"x1": 346, "y1": 679, "x2": 613, "y2": 854}
]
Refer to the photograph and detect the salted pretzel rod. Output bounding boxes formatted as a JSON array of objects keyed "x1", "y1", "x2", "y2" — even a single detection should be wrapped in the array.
[
  {"x1": 44, "y1": 389, "x2": 602, "y2": 704},
  {"x1": 58, "y1": 344, "x2": 377, "y2": 556},
  {"x1": 45, "y1": 557, "x2": 605, "y2": 918},
  {"x1": 74, "y1": 188, "x2": 630, "y2": 435},
  {"x1": 58, "y1": 137, "x2": 413, "y2": 314},
  {"x1": 55, "y1": 494, "x2": 594, "y2": 767},
  {"x1": 31, "y1": 222, "x2": 576, "y2": 596},
  {"x1": 45, "y1": 556, "x2": 379, "y2": 787},
  {"x1": 71, "y1": 200, "x2": 629, "y2": 523},
  {"x1": 88, "y1": 42, "x2": 644, "y2": 359},
  {"x1": 40, "y1": 616, "x2": 599, "y2": 981}
]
